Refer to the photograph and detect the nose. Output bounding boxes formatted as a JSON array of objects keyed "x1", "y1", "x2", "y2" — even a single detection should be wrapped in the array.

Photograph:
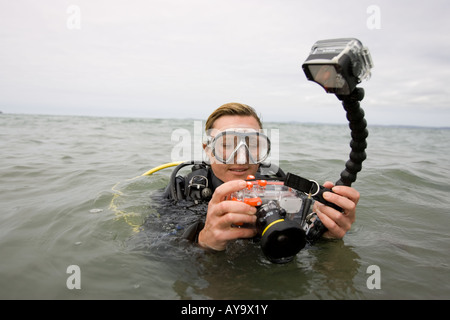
[{"x1": 234, "y1": 145, "x2": 249, "y2": 164}]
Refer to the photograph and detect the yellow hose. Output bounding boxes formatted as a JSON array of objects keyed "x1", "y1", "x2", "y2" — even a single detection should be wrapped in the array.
[
  {"x1": 109, "y1": 161, "x2": 185, "y2": 232},
  {"x1": 141, "y1": 161, "x2": 184, "y2": 176}
]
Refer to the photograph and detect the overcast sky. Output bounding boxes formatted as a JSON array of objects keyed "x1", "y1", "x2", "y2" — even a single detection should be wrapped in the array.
[{"x1": 1, "y1": 0, "x2": 449, "y2": 127}]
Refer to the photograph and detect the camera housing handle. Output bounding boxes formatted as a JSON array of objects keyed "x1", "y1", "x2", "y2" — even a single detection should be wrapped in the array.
[{"x1": 284, "y1": 173, "x2": 342, "y2": 212}]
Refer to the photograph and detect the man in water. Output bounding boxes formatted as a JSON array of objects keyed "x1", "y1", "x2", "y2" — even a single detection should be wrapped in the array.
[{"x1": 164, "y1": 102, "x2": 359, "y2": 252}]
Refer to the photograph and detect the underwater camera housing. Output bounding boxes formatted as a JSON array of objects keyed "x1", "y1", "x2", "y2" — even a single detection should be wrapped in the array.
[
  {"x1": 230, "y1": 177, "x2": 305, "y2": 263},
  {"x1": 230, "y1": 175, "x2": 341, "y2": 263},
  {"x1": 302, "y1": 38, "x2": 373, "y2": 95}
]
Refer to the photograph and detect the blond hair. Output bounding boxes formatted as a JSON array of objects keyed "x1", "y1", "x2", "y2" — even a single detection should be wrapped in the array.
[{"x1": 205, "y1": 102, "x2": 262, "y2": 132}]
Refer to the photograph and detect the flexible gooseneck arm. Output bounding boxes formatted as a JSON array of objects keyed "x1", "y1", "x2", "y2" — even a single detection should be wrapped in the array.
[
  {"x1": 306, "y1": 87, "x2": 368, "y2": 243},
  {"x1": 335, "y1": 87, "x2": 368, "y2": 187}
]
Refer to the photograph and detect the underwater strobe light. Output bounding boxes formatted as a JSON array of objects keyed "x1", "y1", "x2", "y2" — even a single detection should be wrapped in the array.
[{"x1": 302, "y1": 38, "x2": 373, "y2": 95}]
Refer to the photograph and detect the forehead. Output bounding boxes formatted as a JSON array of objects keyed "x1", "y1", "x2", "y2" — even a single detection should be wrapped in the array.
[{"x1": 211, "y1": 115, "x2": 261, "y2": 131}]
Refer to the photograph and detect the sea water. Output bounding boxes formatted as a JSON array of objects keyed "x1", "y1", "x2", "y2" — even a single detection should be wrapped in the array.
[{"x1": 0, "y1": 113, "x2": 449, "y2": 299}]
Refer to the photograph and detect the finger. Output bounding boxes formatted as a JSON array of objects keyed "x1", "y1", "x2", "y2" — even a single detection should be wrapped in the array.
[
  {"x1": 217, "y1": 226, "x2": 258, "y2": 241},
  {"x1": 315, "y1": 203, "x2": 350, "y2": 239},
  {"x1": 222, "y1": 212, "x2": 257, "y2": 225},
  {"x1": 207, "y1": 213, "x2": 257, "y2": 242},
  {"x1": 228, "y1": 227, "x2": 258, "y2": 239},
  {"x1": 315, "y1": 201, "x2": 348, "y2": 225},
  {"x1": 322, "y1": 181, "x2": 334, "y2": 189},
  {"x1": 331, "y1": 186, "x2": 360, "y2": 205},
  {"x1": 210, "y1": 180, "x2": 247, "y2": 204},
  {"x1": 323, "y1": 191, "x2": 356, "y2": 215},
  {"x1": 211, "y1": 200, "x2": 257, "y2": 217}
]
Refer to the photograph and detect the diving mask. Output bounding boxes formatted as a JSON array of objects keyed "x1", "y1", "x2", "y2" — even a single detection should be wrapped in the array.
[{"x1": 206, "y1": 128, "x2": 271, "y2": 164}]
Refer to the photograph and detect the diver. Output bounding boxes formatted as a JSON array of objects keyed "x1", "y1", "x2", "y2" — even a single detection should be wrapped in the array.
[{"x1": 163, "y1": 102, "x2": 359, "y2": 252}]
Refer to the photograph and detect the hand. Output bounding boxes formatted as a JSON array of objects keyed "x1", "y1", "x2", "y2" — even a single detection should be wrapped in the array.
[
  {"x1": 198, "y1": 180, "x2": 257, "y2": 251},
  {"x1": 312, "y1": 181, "x2": 359, "y2": 239}
]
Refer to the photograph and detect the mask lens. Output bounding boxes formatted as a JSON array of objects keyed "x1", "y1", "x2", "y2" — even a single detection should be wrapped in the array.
[
  {"x1": 246, "y1": 134, "x2": 269, "y2": 163},
  {"x1": 211, "y1": 131, "x2": 270, "y2": 164}
]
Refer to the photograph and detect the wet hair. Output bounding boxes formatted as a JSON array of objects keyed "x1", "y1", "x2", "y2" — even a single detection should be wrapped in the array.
[{"x1": 205, "y1": 102, "x2": 263, "y2": 132}]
